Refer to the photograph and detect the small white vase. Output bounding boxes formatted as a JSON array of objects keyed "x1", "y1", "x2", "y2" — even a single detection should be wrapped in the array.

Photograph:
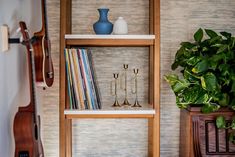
[{"x1": 113, "y1": 17, "x2": 128, "y2": 35}]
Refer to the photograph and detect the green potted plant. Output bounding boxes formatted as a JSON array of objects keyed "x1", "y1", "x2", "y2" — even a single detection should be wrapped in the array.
[{"x1": 164, "y1": 28, "x2": 235, "y2": 143}]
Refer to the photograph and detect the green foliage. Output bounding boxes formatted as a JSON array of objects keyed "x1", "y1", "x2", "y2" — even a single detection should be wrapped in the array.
[
  {"x1": 165, "y1": 28, "x2": 235, "y2": 111},
  {"x1": 165, "y1": 28, "x2": 235, "y2": 143},
  {"x1": 194, "y1": 28, "x2": 203, "y2": 43},
  {"x1": 216, "y1": 116, "x2": 226, "y2": 129},
  {"x1": 216, "y1": 116, "x2": 235, "y2": 144}
]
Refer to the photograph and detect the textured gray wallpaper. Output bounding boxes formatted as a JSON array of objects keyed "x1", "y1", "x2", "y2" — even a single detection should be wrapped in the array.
[
  {"x1": 40, "y1": 0, "x2": 235, "y2": 156},
  {"x1": 73, "y1": 1, "x2": 150, "y2": 156},
  {"x1": 72, "y1": 0, "x2": 149, "y2": 34}
]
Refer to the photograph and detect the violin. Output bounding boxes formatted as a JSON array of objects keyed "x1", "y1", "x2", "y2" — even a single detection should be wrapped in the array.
[
  {"x1": 13, "y1": 21, "x2": 44, "y2": 157},
  {"x1": 32, "y1": 0, "x2": 54, "y2": 87}
]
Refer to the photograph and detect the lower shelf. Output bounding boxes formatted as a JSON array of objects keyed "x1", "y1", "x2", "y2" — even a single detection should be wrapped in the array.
[{"x1": 64, "y1": 109, "x2": 156, "y2": 119}]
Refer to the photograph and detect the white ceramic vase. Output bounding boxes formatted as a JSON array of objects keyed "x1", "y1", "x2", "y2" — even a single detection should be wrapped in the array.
[{"x1": 113, "y1": 17, "x2": 128, "y2": 35}]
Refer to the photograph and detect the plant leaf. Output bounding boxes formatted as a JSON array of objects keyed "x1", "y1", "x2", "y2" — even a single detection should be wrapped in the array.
[
  {"x1": 231, "y1": 37, "x2": 235, "y2": 48},
  {"x1": 231, "y1": 117, "x2": 235, "y2": 129},
  {"x1": 216, "y1": 116, "x2": 226, "y2": 129},
  {"x1": 171, "y1": 61, "x2": 179, "y2": 70},
  {"x1": 183, "y1": 86, "x2": 199, "y2": 103},
  {"x1": 220, "y1": 31, "x2": 232, "y2": 39},
  {"x1": 229, "y1": 132, "x2": 235, "y2": 144},
  {"x1": 231, "y1": 103, "x2": 235, "y2": 110},
  {"x1": 191, "y1": 46, "x2": 199, "y2": 52},
  {"x1": 186, "y1": 56, "x2": 201, "y2": 66},
  {"x1": 164, "y1": 75, "x2": 190, "y2": 93},
  {"x1": 194, "y1": 28, "x2": 203, "y2": 43},
  {"x1": 205, "y1": 29, "x2": 218, "y2": 38},
  {"x1": 218, "y1": 64, "x2": 230, "y2": 76},
  {"x1": 208, "y1": 54, "x2": 225, "y2": 70},
  {"x1": 175, "y1": 46, "x2": 185, "y2": 59},
  {"x1": 184, "y1": 85, "x2": 209, "y2": 104},
  {"x1": 209, "y1": 36, "x2": 222, "y2": 45},
  {"x1": 172, "y1": 79, "x2": 190, "y2": 93},
  {"x1": 201, "y1": 102, "x2": 220, "y2": 113},
  {"x1": 200, "y1": 73, "x2": 217, "y2": 91},
  {"x1": 176, "y1": 102, "x2": 190, "y2": 109},
  {"x1": 231, "y1": 80, "x2": 235, "y2": 92},
  {"x1": 172, "y1": 47, "x2": 187, "y2": 69},
  {"x1": 209, "y1": 53, "x2": 225, "y2": 62},
  {"x1": 202, "y1": 46, "x2": 209, "y2": 52},
  {"x1": 176, "y1": 97, "x2": 191, "y2": 109},
  {"x1": 211, "y1": 43, "x2": 223, "y2": 48},
  {"x1": 183, "y1": 68, "x2": 200, "y2": 82},
  {"x1": 164, "y1": 74, "x2": 179, "y2": 86},
  {"x1": 195, "y1": 93, "x2": 209, "y2": 104},
  {"x1": 192, "y1": 60, "x2": 208, "y2": 74},
  {"x1": 218, "y1": 93, "x2": 229, "y2": 106},
  {"x1": 217, "y1": 44, "x2": 228, "y2": 54},
  {"x1": 180, "y1": 42, "x2": 195, "y2": 49}
]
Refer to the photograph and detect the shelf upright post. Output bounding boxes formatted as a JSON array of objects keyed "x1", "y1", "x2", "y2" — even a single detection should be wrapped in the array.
[
  {"x1": 60, "y1": 0, "x2": 72, "y2": 157},
  {"x1": 148, "y1": 0, "x2": 160, "y2": 156}
]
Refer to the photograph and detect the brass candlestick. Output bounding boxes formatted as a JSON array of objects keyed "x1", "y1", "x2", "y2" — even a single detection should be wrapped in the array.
[
  {"x1": 121, "y1": 64, "x2": 131, "y2": 106},
  {"x1": 111, "y1": 73, "x2": 121, "y2": 107},
  {"x1": 132, "y1": 69, "x2": 141, "y2": 107}
]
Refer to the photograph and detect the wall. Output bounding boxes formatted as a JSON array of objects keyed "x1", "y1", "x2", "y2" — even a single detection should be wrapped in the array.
[{"x1": 0, "y1": 0, "x2": 41, "y2": 156}]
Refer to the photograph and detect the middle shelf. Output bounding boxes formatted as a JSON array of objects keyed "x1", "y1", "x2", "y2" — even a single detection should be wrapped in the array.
[
  {"x1": 65, "y1": 34, "x2": 155, "y2": 46},
  {"x1": 64, "y1": 108, "x2": 156, "y2": 119}
]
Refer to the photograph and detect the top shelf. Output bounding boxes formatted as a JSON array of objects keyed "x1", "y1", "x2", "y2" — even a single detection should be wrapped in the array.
[
  {"x1": 65, "y1": 34, "x2": 155, "y2": 46},
  {"x1": 65, "y1": 34, "x2": 155, "y2": 39}
]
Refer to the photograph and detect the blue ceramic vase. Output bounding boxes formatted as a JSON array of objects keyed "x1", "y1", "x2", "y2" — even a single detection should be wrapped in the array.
[{"x1": 93, "y1": 8, "x2": 113, "y2": 34}]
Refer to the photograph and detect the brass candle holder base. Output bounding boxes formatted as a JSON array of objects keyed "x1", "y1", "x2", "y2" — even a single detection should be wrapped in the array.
[
  {"x1": 122, "y1": 98, "x2": 131, "y2": 106},
  {"x1": 112, "y1": 99, "x2": 121, "y2": 107},
  {"x1": 132, "y1": 100, "x2": 142, "y2": 107}
]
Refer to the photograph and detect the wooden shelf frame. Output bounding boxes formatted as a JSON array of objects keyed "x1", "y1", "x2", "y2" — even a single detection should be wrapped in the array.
[
  {"x1": 65, "y1": 34, "x2": 155, "y2": 46},
  {"x1": 66, "y1": 39, "x2": 155, "y2": 46},
  {"x1": 60, "y1": 0, "x2": 160, "y2": 157}
]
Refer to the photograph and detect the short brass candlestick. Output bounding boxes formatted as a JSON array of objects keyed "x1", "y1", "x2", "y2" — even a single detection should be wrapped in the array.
[
  {"x1": 132, "y1": 69, "x2": 141, "y2": 107},
  {"x1": 121, "y1": 64, "x2": 131, "y2": 106},
  {"x1": 111, "y1": 73, "x2": 121, "y2": 107}
]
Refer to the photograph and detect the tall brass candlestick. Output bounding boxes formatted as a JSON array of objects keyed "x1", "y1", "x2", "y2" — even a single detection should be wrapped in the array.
[
  {"x1": 132, "y1": 69, "x2": 141, "y2": 107},
  {"x1": 111, "y1": 73, "x2": 121, "y2": 107},
  {"x1": 121, "y1": 64, "x2": 131, "y2": 106}
]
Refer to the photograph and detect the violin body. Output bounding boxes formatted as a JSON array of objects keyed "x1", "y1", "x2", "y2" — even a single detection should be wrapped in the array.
[
  {"x1": 32, "y1": 32, "x2": 54, "y2": 87},
  {"x1": 14, "y1": 105, "x2": 44, "y2": 157}
]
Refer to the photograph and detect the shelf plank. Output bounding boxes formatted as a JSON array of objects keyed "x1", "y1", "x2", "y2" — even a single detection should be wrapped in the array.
[
  {"x1": 65, "y1": 34, "x2": 155, "y2": 46},
  {"x1": 64, "y1": 109, "x2": 155, "y2": 118},
  {"x1": 65, "y1": 34, "x2": 155, "y2": 39}
]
